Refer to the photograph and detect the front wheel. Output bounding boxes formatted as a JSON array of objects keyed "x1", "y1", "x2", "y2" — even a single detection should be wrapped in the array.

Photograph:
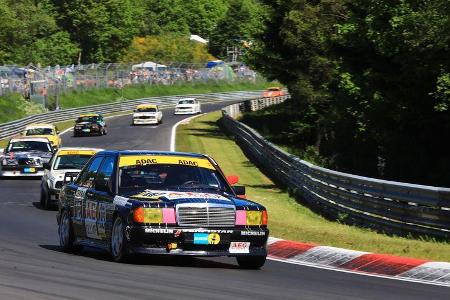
[
  {"x1": 110, "y1": 216, "x2": 128, "y2": 262},
  {"x1": 59, "y1": 210, "x2": 80, "y2": 252},
  {"x1": 236, "y1": 255, "x2": 266, "y2": 269},
  {"x1": 40, "y1": 185, "x2": 51, "y2": 210}
]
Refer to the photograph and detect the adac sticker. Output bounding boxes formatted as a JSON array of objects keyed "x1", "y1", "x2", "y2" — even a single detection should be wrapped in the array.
[
  {"x1": 119, "y1": 155, "x2": 215, "y2": 170},
  {"x1": 58, "y1": 150, "x2": 97, "y2": 156}
]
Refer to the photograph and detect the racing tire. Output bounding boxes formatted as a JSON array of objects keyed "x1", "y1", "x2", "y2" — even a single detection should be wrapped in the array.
[
  {"x1": 59, "y1": 210, "x2": 80, "y2": 253},
  {"x1": 103, "y1": 128, "x2": 107, "y2": 135},
  {"x1": 236, "y1": 255, "x2": 266, "y2": 269},
  {"x1": 110, "y1": 216, "x2": 129, "y2": 262},
  {"x1": 40, "y1": 185, "x2": 51, "y2": 210}
]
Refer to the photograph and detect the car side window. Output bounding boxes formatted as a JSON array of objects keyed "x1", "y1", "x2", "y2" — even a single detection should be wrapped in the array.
[
  {"x1": 77, "y1": 156, "x2": 104, "y2": 188},
  {"x1": 96, "y1": 156, "x2": 115, "y2": 185}
]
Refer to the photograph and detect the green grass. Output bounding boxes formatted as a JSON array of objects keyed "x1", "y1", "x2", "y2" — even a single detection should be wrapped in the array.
[
  {"x1": 56, "y1": 80, "x2": 269, "y2": 109},
  {"x1": 0, "y1": 93, "x2": 46, "y2": 124},
  {"x1": 176, "y1": 111, "x2": 450, "y2": 262}
]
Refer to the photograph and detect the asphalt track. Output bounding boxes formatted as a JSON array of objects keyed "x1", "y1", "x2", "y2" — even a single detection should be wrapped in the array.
[{"x1": 0, "y1": 103, "x2": 448, "y2": 299}]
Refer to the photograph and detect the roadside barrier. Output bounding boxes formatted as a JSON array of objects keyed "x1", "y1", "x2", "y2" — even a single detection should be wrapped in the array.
[
  {"x1": 222, "y1": 97, "x2": 450, "y2": 239},
  {"x1": 0, "y1": 90, "x2": 263, "y2": 140}
]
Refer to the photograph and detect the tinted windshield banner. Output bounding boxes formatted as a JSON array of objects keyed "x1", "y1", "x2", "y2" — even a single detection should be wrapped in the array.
[
  {"x1": 119, "y1": 155, "x2": 215, "y2": 170},
  {"x1": 58, "y1": 150, "x2": 97, "y2": 156}
]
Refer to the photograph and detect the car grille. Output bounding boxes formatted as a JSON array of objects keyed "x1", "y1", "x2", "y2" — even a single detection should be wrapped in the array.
[
  {"x1": 137, "y1": 116, "x2": 155, "y2": 119},
  {"x1": 17, "y1": 158, "x2": 39, "y2": 166},
  {"x1": 176, "y1": 204, "x2": 235, "y2": 227}
]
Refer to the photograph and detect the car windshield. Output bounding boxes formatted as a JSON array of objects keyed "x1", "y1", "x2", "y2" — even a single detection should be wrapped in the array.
[
  {"x1": 137, "y1": 107, "x2": 156, "y2": 112},
  {"x1": 53, "y1": 154, "x2": 93, "y2": 170},
  {"x1": 25, "y1": 128, "x2": 54, "y2": 135},
  {"x1": 178, "y1": 100, "x2": 194, "y2": 104},
  {"x1": 118, "y1": 164, "x2": 232, "y2": 195},
  {"x1": 76, "y1": 116, "x2": 98, "y2": 123},
  {"x1": 7, "y1": 141, "x2": 52, "y2": 152}
]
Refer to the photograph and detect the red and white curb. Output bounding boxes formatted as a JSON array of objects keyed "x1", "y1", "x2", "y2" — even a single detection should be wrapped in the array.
[{"x1": 267, "y1": 237, "x2": 450, "y2": 287}]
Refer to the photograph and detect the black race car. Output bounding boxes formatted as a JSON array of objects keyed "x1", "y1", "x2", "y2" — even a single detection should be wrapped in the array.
[
  {"x1": 73, "y1": 113, "x2": 107, "y2": 136},
  {"x1": 57, "y1": 150, "x2": 269, "y2": 268}
]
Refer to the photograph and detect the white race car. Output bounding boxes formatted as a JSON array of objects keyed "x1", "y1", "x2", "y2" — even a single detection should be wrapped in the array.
[
  {"x1": 174, "y1": 98, "x2": 202, "y2": 115},
  {"x1": 40, "y1": 147, "x2": 102, "y2": 209},
  {"x1": 132, "y1": 104, "x2": 163, "y2": 125}
]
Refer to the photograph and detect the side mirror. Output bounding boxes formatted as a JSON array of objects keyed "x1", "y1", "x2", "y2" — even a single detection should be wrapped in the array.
[
  {"x1": 96, "y1": 179, "x2": 113, "y2": 194},
  {"x1": 232, "y1": 185, "x2": 246, "y2": 198},
  {"x1": 227, "y1": 175, "x2": 239, "y2": 185},
  {"x1": 43, "y1": 162, "x2": 51, "y2": 170}
]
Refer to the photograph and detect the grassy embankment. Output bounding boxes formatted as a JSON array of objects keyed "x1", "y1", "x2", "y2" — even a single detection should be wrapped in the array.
[{"x1": 176, "y1": 111, "x2": 450, "y2": 262}]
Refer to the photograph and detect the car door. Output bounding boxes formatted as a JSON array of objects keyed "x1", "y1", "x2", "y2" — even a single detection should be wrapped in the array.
[
  {"x1": 91, "y1": 156, "x2": 116, "y2": 241},
  {"x1": 71, "y1": 155, "x2": 104, "y2": 237}
]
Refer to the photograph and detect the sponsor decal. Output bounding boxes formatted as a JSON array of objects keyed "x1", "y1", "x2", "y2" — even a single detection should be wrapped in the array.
[
  {"x1": 229, "y1": 242, "x2": 250, "y2": 254},
  {"x1": 85, "y1": 200, "x2": 98, "y2": 239},
  {"x1": 193, "y1": 233, "x2": 209, "y2": 245},
  {"x1": 73, "y1": 187, "x2": 87, "y2": 221},
  {"x1": 183, "y1": 229, "x2": 233, "y2": 234},
  {"x1": 58, "y1": 150, "x2": 97, "y2": 156},
  {"x1": 241, "y1": 231, "x2": 266, "y2": 236},
  {"x1": 144, "y1": 228, "x2": 173, "y2": 234},
  {"x1": 119, "y1": 155, "x2": 215, "y2": 170},
  {"x1": 208, "y1": 233, "x2": 221, "y2": 245}
]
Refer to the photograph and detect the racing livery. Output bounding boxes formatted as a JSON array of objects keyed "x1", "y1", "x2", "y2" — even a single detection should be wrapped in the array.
[
  {"x1": 22, "y1": 123, "x2": 62, "y2": 149},
  {"x1": 0, "y1": 137, "x2": 54, "y2": 177},
  {"x1": 174, "y1": 98, "x2": 201, "y2": 115},
  {"x1": 58, "y1": 151, "x2": 268, "y2": 268},
  {"x1": 262, "y1": 86, "x2": 286, "y2": 97},
  {"x1": 41, "y1": 147, "x2": 103, "y2": 209},
  {"x1": 73, "y1": 113, "x2": 107, "y2": 136},
  {"x1": 132, "y1": 104, "x2": 163, "y2": 125}
]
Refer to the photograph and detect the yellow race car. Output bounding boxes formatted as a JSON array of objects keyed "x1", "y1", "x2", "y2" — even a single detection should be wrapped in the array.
[{"x1": 23, "y1": 123, "x2": 62, "y2": 148}]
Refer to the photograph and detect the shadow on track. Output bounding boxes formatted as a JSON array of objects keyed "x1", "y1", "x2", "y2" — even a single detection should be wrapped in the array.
[{"x1": 39, "y1": 244, "x2": 239, "y2": 269}]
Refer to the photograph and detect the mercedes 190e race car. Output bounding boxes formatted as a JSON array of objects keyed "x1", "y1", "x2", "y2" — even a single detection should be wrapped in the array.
[
  {"x1": 132, "y1": 104, "x2": 163, "y2": 125},
  {"x1": 174, "y1": 98, "x2": 201, "y2": 115},
  {"x1": 0, "y1": 137, "x2": 54, "y2": 177},
  {"x1": 73, "y1": 113, "x2": 107, "y2": 136},
  {"x1": 58, "y1": 151, "x2": 268, "y2": 269},
  {"x1": 40, "y1": 147, "x2": 103, "y2": 209}
]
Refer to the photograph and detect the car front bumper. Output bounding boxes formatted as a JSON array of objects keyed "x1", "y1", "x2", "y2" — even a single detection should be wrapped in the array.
[
  {"x1": 174, "y1": 109, "x2": 196, "y2": 115},
  {"x1": 126, "y1": 226, "x2": 269, "y2": 257},
  {"x1": 133, "y1": 118, "x2": 159, "y2": 125},
  {"x1": 74, "y1": 128, "x2": 101, "y2": 135}
]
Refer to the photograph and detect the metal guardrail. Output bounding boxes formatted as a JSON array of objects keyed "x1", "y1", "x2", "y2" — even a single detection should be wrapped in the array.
[
  {"x1": 0, "y1": 90, "x2": 263, "y2": 140},
  {"x1": 222, "y1": 97, "x2": 450, "y2": 239}
]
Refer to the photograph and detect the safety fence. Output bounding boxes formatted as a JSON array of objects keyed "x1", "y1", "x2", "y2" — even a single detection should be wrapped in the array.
[
  {"x1": 222, "y1": 97, "x2": 450, "y2": 239},
  {"x1": 0, "y1": 90, "x2": 263, "y2": 140},
  {"x1": 0, "y1": 63, "x2": 258, "y2": 107}
]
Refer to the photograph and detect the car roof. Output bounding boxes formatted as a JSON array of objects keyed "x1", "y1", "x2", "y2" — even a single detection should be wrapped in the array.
[
  {"x1": 266, "y1": 86, "x2": 282, "y2": 90},
  {"x1": 9, "y1": 137, "x2": 51, "y2": 143},
  {"x1": 25, "y1": 123, "x2": 55, "y2": 129},
  {"x1": 97, "y1": 150, "x2": 206, "y2": 159},
  {"x1": 136, "y1": 104, "x2": 157, "y2": 109},
  {"x1": 78, "y1": 113, "x2": 100, "y2": 117},
  {"x1": 179, "y1": 98, "x2": 196, "y2": 101}
]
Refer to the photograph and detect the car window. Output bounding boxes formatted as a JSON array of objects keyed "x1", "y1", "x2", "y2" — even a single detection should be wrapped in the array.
[
  {"x1": 25, "y1": 128, "x2": 54, "y2": 135},
  {"x1": 77, "y1": 156, "x2": 104, "y2": 188},
  {"x1": 137, "y1": 107, "x2": 156, "y2": 112},
  {"x1": 96, "y1": 156, "x2": 115, "y2": 184},
  {"x1": 53, "y1": 154, "x2": 94, "y2": 170},
  {"x1": 7, "y1": 141, "x2": 52, "y2": 152}
]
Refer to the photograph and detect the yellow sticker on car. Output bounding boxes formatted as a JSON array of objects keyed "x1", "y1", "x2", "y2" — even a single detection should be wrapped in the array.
[
  {"x1": 58, "y1": 150, "x2": 98, "y2": 156},
  {"x1": 208, "y1": 233, "x2": 221, "y2": 245},
  {"x1": 119, "y1": 155, "x2": 215, "y2": 170}
]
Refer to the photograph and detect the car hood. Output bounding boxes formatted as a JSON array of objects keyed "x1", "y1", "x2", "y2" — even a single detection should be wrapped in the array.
[
  {"x1": 26, "y1": 135, "x2": 58, "y2": 144},
  {"x1": 5, "y1": 151, "x2": 52, "y2": 159}
]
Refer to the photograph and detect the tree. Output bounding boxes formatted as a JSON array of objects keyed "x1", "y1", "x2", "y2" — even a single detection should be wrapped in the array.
[
  {"x1": 209, "y1": 0, "x2": 265, "y2": 58},
  {"x1": 121, "y1": 35, "x2": 214, "y2": 64},
  {"x1": 52, "y1": 0, "x2": 139, "y2": 63}
]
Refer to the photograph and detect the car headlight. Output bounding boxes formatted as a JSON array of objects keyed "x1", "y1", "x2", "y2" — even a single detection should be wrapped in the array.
[
  {"x1": 236, "y1": 210, "x2": 268, "y2": 226},
  {"x1": 133, "y1": 207, "x2": 176, "y2": 224}
]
